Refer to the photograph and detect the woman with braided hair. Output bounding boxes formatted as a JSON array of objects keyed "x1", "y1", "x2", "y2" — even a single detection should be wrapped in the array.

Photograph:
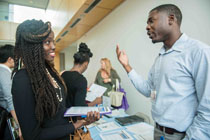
[
  {"x1": 12, "y1": 19, "x2": 100, "y2": 140},
  {"x1": 61, "y1": 42, "x2": 102, "y2": 108}
]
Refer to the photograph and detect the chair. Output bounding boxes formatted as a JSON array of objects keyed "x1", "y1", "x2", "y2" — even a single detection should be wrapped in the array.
[{"x1": 135, "y1": 112, "x2": 151, "y2": 124}]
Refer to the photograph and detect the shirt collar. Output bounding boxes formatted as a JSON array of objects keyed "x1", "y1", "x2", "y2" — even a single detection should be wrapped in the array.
[
  {"x1": 159, "y1": 33, "x2": 188, "y2": 55},
  {"x1": 0, "y1": 64, "x2": 12, "y2": 73}
]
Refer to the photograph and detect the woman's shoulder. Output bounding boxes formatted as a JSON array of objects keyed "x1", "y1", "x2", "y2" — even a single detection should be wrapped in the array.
[
  {"x1": 13, "y1": 69, "x2": 29, "y2": 81},
  {"x1": 111, "y1": 69, "x2": 117, "y2": 73},
  {"x1": 62, "y1": 71, "x2": 77, "y2": 78},
  {"x1": 12, "y1": 69, "x2": 31, "y2": 94},
  {"x1": 62, "y1": 71, "x2": 86, "y2": 82},
  {"x1": 96, "y1": 70, "x2": 101, "y2": 75},
  {"x1": 62, "y1": 71, "x2": 82, "y2": 77}
]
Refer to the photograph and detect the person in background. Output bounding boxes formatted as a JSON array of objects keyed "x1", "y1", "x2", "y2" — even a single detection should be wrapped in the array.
[
  {"x1": 0, "y1": 44, "x2": 21, "y2": 140},
  {"x1": 95, "y1": 58, "x2": 121, "y2": 96},
  {"x1": 61, "y1": 42, "x2": 102, "y2": 108},
  {"x1": 12, "y1": 19, "x2": 100, "y2": 140},
  {"x1": 116, "y1": 4, "x2": 210, "y2": 140}
]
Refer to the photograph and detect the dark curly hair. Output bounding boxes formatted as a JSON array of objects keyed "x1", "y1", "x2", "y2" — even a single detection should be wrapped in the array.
[
  {"x1": 13, "y1": 19, "x2": 65, "y2": 124},
  {"x1": 73, "y1": 42, "x2": 93, "y2": 64}
]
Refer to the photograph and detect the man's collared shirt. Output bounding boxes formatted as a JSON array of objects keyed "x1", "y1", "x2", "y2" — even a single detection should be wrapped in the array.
[
  {"x1": 0, "y1": 64, "x2": 14, "y2": 112},
  {"x1": 128, "y1": 34, "x2": 210, "y2": 139}
]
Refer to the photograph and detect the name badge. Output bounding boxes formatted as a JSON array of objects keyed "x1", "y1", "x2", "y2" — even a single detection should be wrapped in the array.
[{"x1": 150, "y1": 90, "x2": 156, "y2": 100}]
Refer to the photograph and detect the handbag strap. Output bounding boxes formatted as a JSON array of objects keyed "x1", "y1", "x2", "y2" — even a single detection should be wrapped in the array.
[{"x1": 115, "y1": 79, "x2": 120, "y2": 91}]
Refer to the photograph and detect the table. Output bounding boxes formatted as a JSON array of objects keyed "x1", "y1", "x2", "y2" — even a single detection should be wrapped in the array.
[{"x1": 88, "y1": 109, "x2": 154, "y2": 140}]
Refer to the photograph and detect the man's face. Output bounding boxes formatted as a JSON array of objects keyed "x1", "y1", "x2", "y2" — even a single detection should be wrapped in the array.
[
  {"x1": 146, "y1": 10, "x2": 170, "y2": 43},
  {"x1": 100, "y1": 60, "x2": 106, "y2": 69}
]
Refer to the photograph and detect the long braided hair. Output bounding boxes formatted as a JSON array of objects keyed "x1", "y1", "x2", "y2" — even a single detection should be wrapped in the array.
[{"x1": 13, "y1": 19, "x2": 65, "y2": 124}]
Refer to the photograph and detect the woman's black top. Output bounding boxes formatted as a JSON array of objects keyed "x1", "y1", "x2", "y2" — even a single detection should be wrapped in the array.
[
  {"x1": 61, "y1": 71, "x2": 88, "y2": 108},
  {"x1": 12, "y1": 69, "x2": 75, "y2": 140}
]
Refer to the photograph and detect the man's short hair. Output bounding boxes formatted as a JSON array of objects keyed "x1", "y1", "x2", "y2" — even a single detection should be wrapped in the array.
[
  {"x1": 150, "y1": 4, "x2": 182, "y2": 26},
  {"x1": 0, "y1": 44, "x2": 14, "y2": 63}
]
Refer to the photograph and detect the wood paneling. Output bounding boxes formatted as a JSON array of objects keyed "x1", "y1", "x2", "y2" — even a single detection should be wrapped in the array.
[
  {"x1": 85, "y1": 0, "x2": 124, "y2": 9},
  {"x1": 79, "y1": 6, "x2": 111, "y2": 26},
  {"x1": 0, "y1": 21, "x2": 18, "y2": 41},
  {"x1": 55, "y1": 0, "x2": 125, "y2": 52},
  {"x1": 0, "y1": 21, "x2": 10, "y2": 40}
]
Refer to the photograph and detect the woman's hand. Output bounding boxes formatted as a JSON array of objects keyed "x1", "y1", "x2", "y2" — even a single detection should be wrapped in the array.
[
  {"x1": 84, "y1": 111, "x2": 100, "y2": 125},
  {"x1": 95, "y1": 97, "x2": 102, "y2": 105},
  {"x1": 73, "y1": 111, "x2": 100, "y2": 129},
  {"x1": 103, "y1": 78, "x2": 111, "y2": 83}
]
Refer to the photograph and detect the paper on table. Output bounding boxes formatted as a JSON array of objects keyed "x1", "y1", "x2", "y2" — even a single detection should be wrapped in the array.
[
  {"x1": 87, "y1": 119, "x2": 107, "y2": 128},
  {"x1": 86, "y1": 84, "x2": 107, "y2": 102},
  {"x1": 96, "y1": 121, "x2": 121, "y2": 132},
  {"x1": 100, "y1": 130, "x2": 133, "y2": 140},
  {"x1": 64, "y1": 106, "x2": 111, "y2": 117},
  {"x1": 125, "y1": 122, "x2": 154, "y2": 140},
  {"x1": 105, "y1": 109, "x2": 126, "y2": 118},
  {"x1": 133, "y1": 135, "x2": 145, "y2": 140}
]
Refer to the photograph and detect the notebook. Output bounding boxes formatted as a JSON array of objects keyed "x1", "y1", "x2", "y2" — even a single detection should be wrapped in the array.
[
  {"x1": 115, "y1": 115, "x2": 144, "y2": 126},
  {"x1": 64, "y1": 106, "x2": 112, "y2": 117}
]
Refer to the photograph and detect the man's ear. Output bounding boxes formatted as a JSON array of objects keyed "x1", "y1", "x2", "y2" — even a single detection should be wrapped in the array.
[
  {"x1": 7, "y1": 57, "x2": 13, "y2": 63},
  {"x1": 84, "y1": 61, "x2": 89, "y2": 67},
  {"x1": 7, "y1": 57, "x2": 14, "y2": 68},
  {"x1": 168, "y1": 14, "x2": 175, "y2": 25}
]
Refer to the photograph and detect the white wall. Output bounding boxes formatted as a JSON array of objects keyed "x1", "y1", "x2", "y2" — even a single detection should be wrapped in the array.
[
  {"x1": 70, "y1": 0, "x2": 210, "y2": 125},
  {"x1": 61, "y1": 43, "x2": 77, "y2": 70}
]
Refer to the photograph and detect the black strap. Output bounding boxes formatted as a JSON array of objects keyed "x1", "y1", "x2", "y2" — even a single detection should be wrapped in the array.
[{"x1": 0, "y1": 106, "x2": 9, "y2": 138}]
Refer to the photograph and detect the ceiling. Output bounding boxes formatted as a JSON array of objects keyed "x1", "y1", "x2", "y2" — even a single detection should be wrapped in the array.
[
  {"x1": 0, "y1": 0, "x2": 49, "y2": 9},
  {"x1": 55, "y1": 0, "x2": 125, "y2": 52}
]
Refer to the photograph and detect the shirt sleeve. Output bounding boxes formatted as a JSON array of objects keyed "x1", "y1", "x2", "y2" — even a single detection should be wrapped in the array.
[
  {"x1": 12, "y1": 72, "x2": 75, "y2": 140},
  {"x1": 0, "y1": 70, "x2": 14, "y2": 112},
  {"x1": 184, "y1": 48, "x2": 210, "y2": 139},
  {"x1": 128, "y1": 69, "x2": 153, "y2": 97}
]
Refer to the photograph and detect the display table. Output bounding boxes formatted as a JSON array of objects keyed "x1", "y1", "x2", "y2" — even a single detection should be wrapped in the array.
[{"x1": 88, "y1": 109, "x2": 154, "y2": 140}]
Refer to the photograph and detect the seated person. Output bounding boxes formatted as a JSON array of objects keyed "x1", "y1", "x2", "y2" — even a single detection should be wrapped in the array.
[
  {"x1": 61, "y1": 43, "x2": 101, "y2": 108},
  {"x1": 95, "y1": 58, "x2": 121, "y2": 96}
]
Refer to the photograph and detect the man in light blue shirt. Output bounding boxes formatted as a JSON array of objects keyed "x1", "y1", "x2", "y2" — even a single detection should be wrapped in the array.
[
  {"x1": 116, "y1": 4, "x2": 210, "y2": 140},
  {"x1": 0, "y1": 44, "x2": 21, "y2": 140}
]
